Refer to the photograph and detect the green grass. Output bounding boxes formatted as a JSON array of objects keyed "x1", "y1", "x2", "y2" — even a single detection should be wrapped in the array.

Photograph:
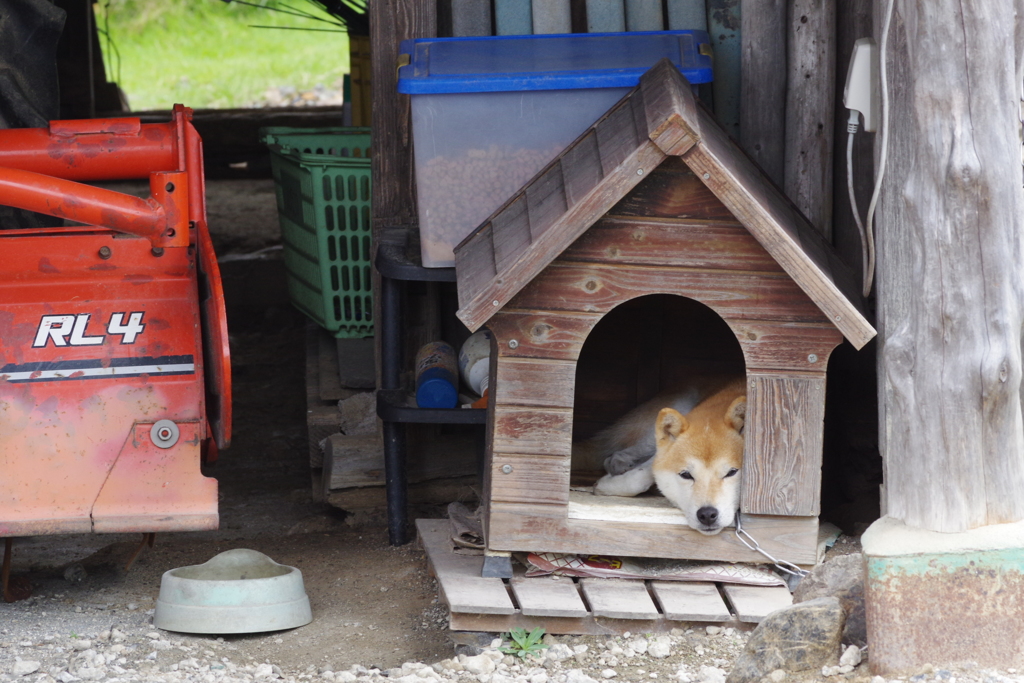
[{"x1": 95, "y1": 0, "x2": 351, "y2": 111}]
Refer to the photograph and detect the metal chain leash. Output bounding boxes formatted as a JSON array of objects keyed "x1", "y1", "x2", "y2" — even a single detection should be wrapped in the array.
[{"x1": 734, "y1": 511, "x2": 810, "y2": 590}]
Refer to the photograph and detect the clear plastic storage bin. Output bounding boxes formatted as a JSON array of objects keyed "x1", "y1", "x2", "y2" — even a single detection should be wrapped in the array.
[{"x1": 397, "y1": 31, "x2": 713, "y2": 268}]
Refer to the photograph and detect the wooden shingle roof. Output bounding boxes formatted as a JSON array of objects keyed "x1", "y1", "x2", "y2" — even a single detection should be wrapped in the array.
[{"x1": 453, "y1": 59, "x2": 876, "y2": 350}]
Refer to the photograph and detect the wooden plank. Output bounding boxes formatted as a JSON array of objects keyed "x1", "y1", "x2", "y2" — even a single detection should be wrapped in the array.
[
  {"x1": 506, "y1": 262, "x2": 830, "y2": 323},
  {"x1": 561, "y1": 132, "x2": 605, "y2": 208},
  {"x1": 596, "y1": 97, "x2": 643, "y2": 177},
  {"x1": 487, "y1": 501, "x2": 820, "y2": 565},
  {"x1": 490, "y1": 453, "x2": 570, "y2": 505},
  {"x1": 488, "y1": 310, "x2": 601, "y2": 361},
  {"x1": 721, "y1": 584, "x2": 793, "y2": 623},
  {"x1": 650, "y1": 582, "x2": 732, "y2": 622},
  {"x1": 739, "y1": 0, "x2": 787, "y2": 186},
  {"x1": 417, "y1": 519, "x2": 517, "y2": 615},
  {"x1": 562, "y1": 217, "x2": 784, "y2": 273},
  {"x1": 743, "y1": 373, "x2": 826, "y2": 516},
  {"x1": 370, "y1": 1, "x2": 433, "y2": 231},
  {"x1": 510, "y1": 575, "x2": 589, "y2": 618},
  {"x1": 327, "y1": 477, "x2": 477, "y2": 511},
  {"x1": 732, "y1": 321, "x2": 843, "y2": 371},
  {"x1": 493, "y1": 405, "x2": 573, "y2": 456},
  {"x1": 449, "y1": 611, "x2": 747, "y2": 635},
  {"x1": 492, "y1": 195, "x2": 532, "y2": 274},
  {"x1": 580, "y1": 578, "x2": 660, "y2": 619},
  {"x1": 639, "y1": 59, "x2": 699, "y2": 156},
  {"x1": 784, "y1": 0, "x2": 836, "y2": 237},
  {"x1": 567, "y1": 492, "x2": 688, "y2": 526},
  {"x1": 495, "y1": 357, "x2": 577, "y2": 408},
  {"x1": 681, "y1": 104, "x2": 876, "y2": 349},
  {"x1": 607, "y1": 157, "x2": 735, "y2": 221},
  {"x1": 527, "y1": 162, "x2": 571, "y2": 240},
  {"x1": 325, "y1": 428, "x2": 478, "y2": 491},
  {"x1": 455, "y1": 223, "x2": 498, "y2": 306}
]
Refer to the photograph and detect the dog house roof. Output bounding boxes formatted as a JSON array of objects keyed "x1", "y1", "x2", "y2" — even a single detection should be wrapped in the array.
[{"x1": 453, "y1": 59, "x2": 876, "y2": 350}]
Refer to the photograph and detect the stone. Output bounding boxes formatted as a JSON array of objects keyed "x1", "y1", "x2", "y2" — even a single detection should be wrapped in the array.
[
  {"x1": 71, "y1": 640, "x2": 91, "y2": 652},
  {"x1": 793, "y1": 553, "x2": 866, "y2": 646},
  {"x1": 462, "y1": 656, "x2": 496, "y2": 676},
  {"x1": 626, "y1": 639, "x2": 647, "y2": 655},
  {"x1": 564, "y1": 670, "x2": 599, "y2": 683},
  {"x1": 724, "y1": 597, "x2": 846, "y2": 683},
  {"x1": 11, "y1": 661, "x2": 40, "y2": 676},
  {"x1": 545, "y1": 645, "x2": 573, "y2": 663},
  {"x1": 870, "y1": 678, "x2": 886, "y2": 683},
  {"x1": 254, "y1": 663, "x2": 276, "y2": 679},
  {"x1": 697, "y1": 666, "x2": 726, "y2": 683},
  {"x1": 647, "y1": 637, "x2": 671, "y2": 659},
  {"x1": 838, "y1": 645, "x2": 862, "y2": 668},
  {"x1": 705, "y1": 626, "x2": 722, "y2": 636},
  {"x1": 57, "y1": 672, "x2": 77, "y2": 683},
  {"x1": 75, "y1": 667, "x2": 105, "y2": 681},
  {"x1": 601, "y1": 670, "x2": 617, "y2": 679},
  {"x1": 767, "y1": 670, "x2": 786, "y2": 682}
]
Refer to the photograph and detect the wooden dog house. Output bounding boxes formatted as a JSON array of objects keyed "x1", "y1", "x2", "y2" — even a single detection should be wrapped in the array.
[{"x1": 453, "y1": 60, "x2": 877, "y2": 566}]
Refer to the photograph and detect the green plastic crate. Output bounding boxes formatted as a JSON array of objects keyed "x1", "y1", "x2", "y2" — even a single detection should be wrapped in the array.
[{"x1": 261, "y1": 127, "x2": 373, "y2": 338}]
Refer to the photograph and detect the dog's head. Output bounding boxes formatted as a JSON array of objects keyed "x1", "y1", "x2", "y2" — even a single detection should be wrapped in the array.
[{"x1": 650, "y1": 395, "x2": 745, "y2": 535}]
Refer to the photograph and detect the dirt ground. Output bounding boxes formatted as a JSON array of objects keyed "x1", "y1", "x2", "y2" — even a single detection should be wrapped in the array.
[{"x1": 2, "y1": 179, "x2": 453, "y2": 672}]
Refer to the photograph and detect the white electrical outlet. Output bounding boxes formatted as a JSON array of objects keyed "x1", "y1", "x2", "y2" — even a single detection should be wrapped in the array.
[{"x1": 844, "y1": 37, "x2": 879, "y2": 132}]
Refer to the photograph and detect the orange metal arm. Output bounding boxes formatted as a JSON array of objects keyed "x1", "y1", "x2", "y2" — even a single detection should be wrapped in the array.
[
  {"x1": 0, "y1": 166, "x2": 189, "y2": 248},
  {"x1": 0, "y1": 116, "x2": 179, "y2": 181}
]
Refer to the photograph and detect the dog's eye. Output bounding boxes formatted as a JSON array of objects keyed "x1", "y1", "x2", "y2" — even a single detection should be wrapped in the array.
[
  {"x1": 724, "y1": 468, "x2": 739, "y2": 478},
  {"x1": 679, "y1": 471, "x2": 693, "y2": 480}
]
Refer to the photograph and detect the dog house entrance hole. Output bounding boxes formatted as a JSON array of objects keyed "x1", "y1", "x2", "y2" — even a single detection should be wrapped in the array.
[{"x1": 569, "y1": 294, "x2": 746, "y2": 522}]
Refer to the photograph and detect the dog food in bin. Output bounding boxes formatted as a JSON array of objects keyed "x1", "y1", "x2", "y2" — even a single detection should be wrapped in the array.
[
  {"x1": 261, "y1": 127, "x2": 373, "y2": 338},
  {"x1": 398, "y1": 30, "x2": 713, "y2": 268}
]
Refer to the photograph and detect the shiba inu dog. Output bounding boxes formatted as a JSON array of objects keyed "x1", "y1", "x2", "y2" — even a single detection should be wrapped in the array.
[{"x1": 573, "y1": 377, "x2": 746, "y2": 535}]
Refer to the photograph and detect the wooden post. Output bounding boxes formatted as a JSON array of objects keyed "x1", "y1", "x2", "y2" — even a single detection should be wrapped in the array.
[
  {"x1": 783, "y1": 0, "x2": 835, "y2": 238},
  {"x1": 876, "y1": 0, "x2": 1024, "y2": 533},
  {"x1": 370, "y1": 2, "x2": 435, "y2": 235},
  {"x1": 739, "y1": 0, "x2": 786, "y2": 186},
  {"x1": 864, "y1": 1, "x2": 1024, "y2": 671}
]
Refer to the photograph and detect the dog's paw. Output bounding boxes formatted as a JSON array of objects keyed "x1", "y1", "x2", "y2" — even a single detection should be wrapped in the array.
[
  {"x1": 594, "y1": 467, "x2": 655, "y2": 497},
  {"x1": 604, "y1": 449, "x2": 653, "y2": 476}
]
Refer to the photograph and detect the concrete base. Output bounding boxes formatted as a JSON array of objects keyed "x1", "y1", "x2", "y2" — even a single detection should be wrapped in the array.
[{"x1": 862, "y1": 516, "x2": 1024, "y2": 675}]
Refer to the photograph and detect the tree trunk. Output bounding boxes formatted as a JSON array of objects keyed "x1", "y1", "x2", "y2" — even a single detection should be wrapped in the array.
[{"x1": 877, "y1": 0, "x2": 1024, "y2": 532}]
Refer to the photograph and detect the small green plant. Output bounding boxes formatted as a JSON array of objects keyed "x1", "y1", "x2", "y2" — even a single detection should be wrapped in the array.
[{"x1": 500, "y1": 627, "x2": 549, "y2": 660}]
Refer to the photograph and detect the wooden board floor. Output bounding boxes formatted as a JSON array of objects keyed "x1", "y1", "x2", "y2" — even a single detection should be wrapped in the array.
[{"x1": 417, "y1": 519, "x2": 792, "y2": 635}]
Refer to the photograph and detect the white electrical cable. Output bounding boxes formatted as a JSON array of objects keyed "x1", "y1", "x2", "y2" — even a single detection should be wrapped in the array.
[
  {"x1": 846, "y1": 111, "x2": 869, "y2": 296},
  {"x1": 860, "y1": 0, "x2": 897, "y2": 297}
]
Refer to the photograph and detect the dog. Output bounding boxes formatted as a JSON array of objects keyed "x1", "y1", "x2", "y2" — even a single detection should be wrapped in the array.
[{"x1": 572, "y1": 376, "x2": 746, "y2": 535}]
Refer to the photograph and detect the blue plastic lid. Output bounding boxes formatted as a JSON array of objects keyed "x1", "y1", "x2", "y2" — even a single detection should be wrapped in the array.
[
  {"x1": 416, "y1": 377, "x2": 458, "y2": 409},
  {"x1": 398, "y1": 30, "x2": 713, "y2": 95}
]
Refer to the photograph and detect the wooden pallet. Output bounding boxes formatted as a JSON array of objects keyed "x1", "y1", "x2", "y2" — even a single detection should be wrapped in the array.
[{"x1": 417, "y1": 519, "x2": 792, "y2": 635}]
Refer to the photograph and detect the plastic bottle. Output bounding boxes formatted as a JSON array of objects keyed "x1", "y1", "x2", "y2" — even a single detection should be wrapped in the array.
[
  {"x1": 415, "y1": 341, "x2": 458, "y2": 409},
  {"x1": 458, "y1": 329, "x2": 492, "y2": 404}
]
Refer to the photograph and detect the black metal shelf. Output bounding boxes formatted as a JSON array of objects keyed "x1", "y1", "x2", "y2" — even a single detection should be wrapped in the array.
[
  {"x1": 375, "y1": 226, "x2": 485, "y2": 546},
  {"x1": 376, "y1": 390, "x2": 486, "y2": 424}
]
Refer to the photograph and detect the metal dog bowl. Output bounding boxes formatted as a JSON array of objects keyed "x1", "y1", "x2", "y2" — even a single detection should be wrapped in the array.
[{"x1": 154, "y1": 549, "x2": 312, "y2": 634}]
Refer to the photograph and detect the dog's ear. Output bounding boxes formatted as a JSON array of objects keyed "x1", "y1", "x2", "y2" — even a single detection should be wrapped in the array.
[
  {"x1": 725, "y1": 396, "x2": 746, "y2": 434},
  {"x1": 656, "y1": 408, "x2": 689, "y2": 449}
]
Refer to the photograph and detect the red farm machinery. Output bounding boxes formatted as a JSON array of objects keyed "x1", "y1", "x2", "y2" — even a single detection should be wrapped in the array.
[{"x1": 0, "y1": 106, "x2": 230, "y2": 598}]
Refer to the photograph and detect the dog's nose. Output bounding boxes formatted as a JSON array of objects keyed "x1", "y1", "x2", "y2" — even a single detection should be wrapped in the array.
[{"x1": 696, "y1": 506, "x2": 719, "y2": 526}]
